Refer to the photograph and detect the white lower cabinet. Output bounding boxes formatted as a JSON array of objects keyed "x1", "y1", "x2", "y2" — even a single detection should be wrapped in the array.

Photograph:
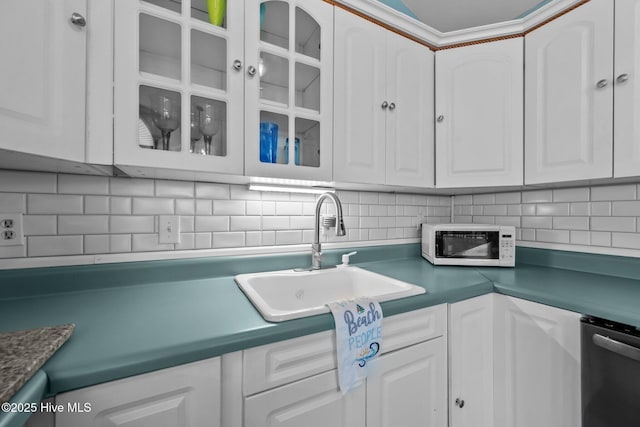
[
  {"x1": 493, "y1": 295, "x2": 581, "y2": 427},
  {"x1": 55, "y1": 356, "x2": 230, "y2": 427},
  {"x1": 449, "y1": 294, "x2": 494, "y2": 427}
]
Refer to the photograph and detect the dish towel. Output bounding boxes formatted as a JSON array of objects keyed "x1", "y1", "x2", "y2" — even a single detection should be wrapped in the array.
[{"x1": 327, "y1": 299, "x2": 383, "y2": 393}]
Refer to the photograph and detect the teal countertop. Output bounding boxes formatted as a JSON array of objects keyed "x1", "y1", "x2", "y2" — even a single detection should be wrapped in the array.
[
  {"x1": 1, "y1": 243, "x2": 639, "y2": 419},
  {"x1": 0, "y1": 371, "x2": 47, "y2": 427}
]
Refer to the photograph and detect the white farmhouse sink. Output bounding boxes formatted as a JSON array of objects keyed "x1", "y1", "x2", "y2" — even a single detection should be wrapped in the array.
[{"x1": 234, "y1": 266, "x2": 426, "y2": 322}]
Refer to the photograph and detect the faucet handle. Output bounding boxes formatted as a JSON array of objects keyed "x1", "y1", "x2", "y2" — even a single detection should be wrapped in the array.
[{"x1": 341, "y1": 251, "x2": 357, "y2": 266}]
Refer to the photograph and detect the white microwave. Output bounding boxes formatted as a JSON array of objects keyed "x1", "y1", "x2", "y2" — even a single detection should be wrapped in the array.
[{"x1": 421, "y1": 223, "x2": 515, "y2": 267}]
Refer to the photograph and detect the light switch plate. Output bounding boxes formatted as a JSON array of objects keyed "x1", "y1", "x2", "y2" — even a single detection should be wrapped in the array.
[
  {"x1": 0, "y1": 213, "x2": 24, "y2": 246},
  {"x1": 158, "y1": 215, "x2": 181, "y2": 244}
]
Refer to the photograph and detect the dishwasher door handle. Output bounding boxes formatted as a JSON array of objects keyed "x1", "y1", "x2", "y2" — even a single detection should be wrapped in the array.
[{"x1": 593, "y1": 333, "x2": 640, "y2": 362}]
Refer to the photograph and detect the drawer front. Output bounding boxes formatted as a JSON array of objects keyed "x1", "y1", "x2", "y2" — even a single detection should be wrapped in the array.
[{"x1": 243, "y1": 304, "x2": 446, "y2": 396}]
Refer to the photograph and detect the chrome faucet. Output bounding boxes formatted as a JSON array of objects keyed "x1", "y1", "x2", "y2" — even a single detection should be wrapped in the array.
[{"x1": 312, "y1": 192, "x2": 346, "y2": 269}]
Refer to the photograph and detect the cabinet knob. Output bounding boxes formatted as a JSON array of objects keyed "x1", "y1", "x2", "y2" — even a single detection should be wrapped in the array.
[
  {"x1": 70, "y1": 12, "x2": 86, "y2": 27},
  {"x1": 388, "y1": 102, "x2": 396, "y2": 111},
  {"x1": 455, "y1": 398, "x2": 465, "y2": 408},
  {"x1": 596, "y1": 79, "x2": 608, "y2": 89},
  {"x1": 381, "y1": 101, "x2": 389, "y2": 110},
  {"x1": 247, "y1": 65, "x2": 257, "y2": 77},
  {"x1": 437, "y1": 115, "x2": 444, "y2": 122},
  {"x1": 617, "y1": 74, "x2": 629, "y2": 84},
  {"x1": 232, "y1": 59, "x2": 242, "y2": 71}
]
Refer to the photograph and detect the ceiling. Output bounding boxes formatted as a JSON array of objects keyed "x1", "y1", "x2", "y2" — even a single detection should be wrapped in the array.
[{"x1": 381, "y1": 0, "x2": 550, "y2": 33}]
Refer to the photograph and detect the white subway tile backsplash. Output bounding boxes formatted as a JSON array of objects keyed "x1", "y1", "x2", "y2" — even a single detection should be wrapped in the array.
[
  {"x1": 230, "y1": 185, "x2": 261, "y2": 201},
  {"x1": 552, "y1": 187, "x2": 589, "y2": 202},
  {"x1": 276, "y1": 201, "x2": 303, "y2": 216},
  {"x1": 290, "y1": 216, "x2": 315, "y2": 229},
  {"x1": 132, "y1": 234, "x2": 174, "y2": 252},
  {"x1": 230, "y1": 216, "x2": 261, "y2": 231},
  {"x1": 28, "y1": 236, "x2": 83, "y2": 257},
  {"x1": 553, "y1": 216, "x2": 589, "y2": 230},
  {"x1": 522, "y1": 216, "x2": 553, "y2": 229},
  {"x1": 360, "y1": 192, "x2": 379, "y2": 204},
  {"x1": 336, "y1": 190, "x2": 359, "y2": 204},
  {"x1": 262, "y1": 230, "x2": 276, "y2": 246},
  {"x1": 261, "y1": 192, "x2": 290, "y2": 201},
  {"x1": 28, "y1": 195, "x2": 83, "y2": 215},
  {"x1": 379, "y1": 217, "x2": 396, "y2": 228},
  {"x1": 0, "y1": 193, "x2": 26, "y2": 212},
  {"x1": 369, "y1": 205, "x2": 388, "y2": 217},
  {"x1": 85, "y1": 235, "x2": 110, "y2": 254},
  {"x1": 110, "y1": 216, "x2": 155, "y2": 234},
  {"x1": 484, "y1": 205, "x2": 507, "y2": 216},
  {"x1": 194, "y1": 233, "x2": 212, "y2": 249},
  {"x1": 212, "y1": 232, "x2": 245, "y2": 248},
  {"x1": 591, "y1": 217, "x2": 636, "y2": 232},
  {"x1": 23, "y1": 215, "x2": 57, "y2": 236},
  {"x1": 195, "y1": 216, "x2": 229, "y2": 232},
  {"x1": 495, "y1": 216, "x2": 521, "y2": 227},
  {"x1": 590, "y1": 231, "x2": 611, "y2": 247},
  {"x1": 0, "y1": 245, "x2": 27, "y2": 258},
  {"x1": 522, "y1": 190, "x2": 553, "y2": 204},
  {"x1": 196, "y1": 183, "x2": 229, "y2": 199},
  {"x1": 536, "y1": 229, "x2": 570, "y2": 244},
  {"x1": 454, "y1": 216, "x2": 473, "y2": 223},
  {"x1": 195, "y1": 200, "x2": 212, "y2": 216},
  {"x1": 262, "y1": 216, "x2": 290, "y2": 230},
  {"x1": 495, "y1": 192, "x2": 521, "y2": 204},
  {"x1": 109, "y1": 235, "x2": 131, "y2": 253},
  {"x1": 213, "y1": 200, "x2": 245, "y2": 216},
  {"x1": 0, "y1": 171, "x2": 56, "y2": 193},
  {"x1": 369, "y1": 228, "x2": 387, "y2": 240},
  {"x1": 507, "y1": 204, "x2": 522, "y2": 216},
  {"x1": 611, "y1": 233, "x2": 640, "y2": 250},
  {"x1": 379, "y1": 193, "x2": 396, "y2": 205},
  {"x1": 260, "y1": 201, "x2": 277, "y2": 216},
  {"x1": 180, "y1": 216, "x2": 194, "y2": 233},
  {"x1": 133, "y1": 198, "x2": 174, "y2": 215},
  {"x1": 176, "y1": 199, "x2": 195, "y2": 215},
  {"x1": 591, "y1": 184, "x2": 636, "y2": 201},
  {"x1": 59, "y1": 175, "x2": 109, "y2": 195},
  {"x1": 360, "y1": 217, "x2": 379, "y2": 228},
  {"x1": 521, "y1": 228, "x2": 536, "y2": 241},
  {"x1": 471, "y1": 206, "x2": 483, "y2": 216},
  {"x1": 521, "y1": 204, "x2": 536, "y2": 216},
  {"x1": 473, "y1": 194, "x2": 495, "y2": 205},
  {"x1": 175, "y1": 233, "x2": 195, "y2": 250},
  {"x1": 246, "y1": 201, "x2": 262, "y2": 216},
  {"x1": 275, "y1": 230, "x2": 303, "y2": 245},
  {"x1": 536, "y1": 203, "x2": 570, "y2": 216},
  {"x1": 411, "y1": 195, "x2": 427, "y2": 206},
  {"x1": 612, "y1": 201, "x2": 640, "y2": 217},
  {"x1": 59, "y1": 215, "x2": 109, "y2": 235},
  {"x1": 454, "y1": 195, "x2": 473, "y2": 205},
  {"x1": 85, "y1": 196, "x2": 110, "y2": 215},
  {"x1": 110, "y1": 177, "x2": 154, "y2": 196},
  {"x1": 570, "y1": 202, "x2": 590, "y2": 216},
  {"x1": 245, "y1": 231, "x2": 262, "y2": 247},
  {"x1": 473, "y1": 216, "x2": 495, "y2": 224},
  {"x1": 155, "y1": 180, "x2": 194, "y2": 198},
  {"x1": 110, "y1": 197, "x2": 131, "y2": 215},
  {"x1": 570, "y1": 231, "x2": 590, "y2": 245}
]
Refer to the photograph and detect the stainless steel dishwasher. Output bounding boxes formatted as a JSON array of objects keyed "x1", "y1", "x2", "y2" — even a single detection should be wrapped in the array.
[{"x1": 581, "y1": 316, "x2": 640, "y2": 427}]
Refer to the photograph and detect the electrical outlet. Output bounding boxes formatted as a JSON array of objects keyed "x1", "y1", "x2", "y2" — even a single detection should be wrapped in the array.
[
  {"x1": 0, "y1": 213, "x2": 24, "y2": 246},
  {"x1": 158, "y1": 215, "x2": 181, "y2": 244}
]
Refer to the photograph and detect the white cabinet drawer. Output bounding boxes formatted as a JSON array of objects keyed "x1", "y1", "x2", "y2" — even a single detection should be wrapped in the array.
[{"x1": 243, "y1": 304, "x2": 446, "y2": 396}]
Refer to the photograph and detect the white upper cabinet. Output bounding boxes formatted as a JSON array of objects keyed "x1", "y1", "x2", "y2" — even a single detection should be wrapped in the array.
[
  {"x1": 614, "y1": 0, "x2": 640, "y2": 178},
  {"x1": 435, "y1": 38, "x2": 523, "y2": 188},
  {"x1": 524, "y1": 0, "x2": 614, "y2": 185},
  {"x1": 244, "y1": 0, "x2": 334, "y2": 181},
  {"x1": 334, "y1": 8, "x2": 434, "y2": 188},
  {"x1": 114, "y1": 0, "x2": 244, "y2": 178},
  {"x1": 0, "y1": 0, "x2": 87, "y2": 162}
]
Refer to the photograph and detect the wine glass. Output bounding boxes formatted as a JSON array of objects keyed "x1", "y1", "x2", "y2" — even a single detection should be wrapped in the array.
[
  {"x1": 190, "y1": 106, "x2": 203, "y2": 154},
  {"x1": 151, "y1": 92, "x2": 180, "y2": 151},
  {"x1": 139, "y1": 105, "x2": 162, "y2": 149},
  {"x1": 198, "y1": 102, "x2": 220, "y2": 155}
]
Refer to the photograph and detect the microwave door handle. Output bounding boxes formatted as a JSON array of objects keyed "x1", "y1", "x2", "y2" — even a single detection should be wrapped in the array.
[{"x1": 593, "y1": 333, "x2": 640, "y2": 363}]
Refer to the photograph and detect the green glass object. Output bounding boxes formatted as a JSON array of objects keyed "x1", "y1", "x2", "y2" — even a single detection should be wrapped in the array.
[{"x1": 207, "y1": 0, "x2": 226, "y2": 26}]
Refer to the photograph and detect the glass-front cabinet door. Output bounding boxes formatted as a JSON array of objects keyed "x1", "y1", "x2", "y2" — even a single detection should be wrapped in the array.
[
  {"x1": 114, "y1": 0, "x2": 243, "y2": 177},
  {"x1": 244, "y1": 0, "x2": 334, "y2": 181}
]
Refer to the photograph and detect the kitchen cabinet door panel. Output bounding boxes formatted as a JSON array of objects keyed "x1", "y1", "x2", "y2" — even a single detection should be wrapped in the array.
[
  {"x1": 494, "y1": 295, "x2": 581, "y2": 427},
  {"x1": 435, "y1": 38, "x2": 523, "y2": 188},
  {"x1": 614, "y1": 0, "x2": 640, "y2": 178},
  {"x1": 0, "y1": 0, "x2": 86, "y2": 162},
  {"x1": 385, "y1": 32, "x2": 435, "y2": 187},
  {"x1": 333, "y1": 8, "x2": 386, "y2": 184},
  {"x1": 367, "y1": 339, "x2": 447, "y2": 427},
  {"x1": 525, "y1": 0, "x2": 613, "y2": 184}
]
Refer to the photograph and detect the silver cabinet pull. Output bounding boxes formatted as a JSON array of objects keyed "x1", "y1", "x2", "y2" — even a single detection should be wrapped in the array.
[
  {"x1": 455, "y1": 398, "x2": 465, "y2": 408},
  {"x1": 232, "y1": 59, "x2": 242, "y2": 71},
  {"x1": 596, "y1": 79, "x2": 608, "y2": 89},
  {"x1": 389, "y1": 102, "x2": 396, "y2": 110},
  {"x1": 70, "y1": 12, "x2": 86, "y2": 27},
  {"x1": 437, "y1": 115, "x2": 444, "y2": 122},
  {"x1": 617, "y1": 74, "x2": 630, "y2": 84},
  {"x1": 381, "y1": 101, "x2": 388, "y2": 110},
  {"x1": 593, "y1": 334, "x2": 640, "y2": 362},
  {"x1": 247, "y1": 65, "x2": 257, "y2": 77}
]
